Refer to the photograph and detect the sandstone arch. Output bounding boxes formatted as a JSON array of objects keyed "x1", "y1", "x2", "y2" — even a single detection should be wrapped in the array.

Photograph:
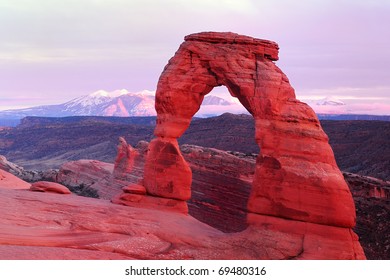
[{"x1": 143, "y1": 32, "x2": 356, "y2": 228}]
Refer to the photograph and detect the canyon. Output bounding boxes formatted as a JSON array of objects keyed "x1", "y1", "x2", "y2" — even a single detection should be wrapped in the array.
[{"x1": 1, "y1": 114, "x2": 388, "y2": 181}]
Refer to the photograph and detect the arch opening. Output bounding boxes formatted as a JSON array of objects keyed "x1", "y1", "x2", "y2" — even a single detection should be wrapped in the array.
[{"x1": 180, "y1": 85, "x2": 256, "y2": 232}]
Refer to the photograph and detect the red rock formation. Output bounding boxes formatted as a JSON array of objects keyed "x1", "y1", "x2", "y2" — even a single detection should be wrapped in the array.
[
  {"x1": 57, "y1": 159, "x2": 113, "y2": 188},
  {"x1": 0, "y1": 142, "x2": 367, "y2": 259},
  {"x1": 30, "y1": 181, "x2": 71, "y2": 194},
  {"x1": 0, "y1": 169, "x2": 31, "y2": 190},
  {"x1": 144, "y1": 138, "x2": 192, "y2": 200},
  {"x1": 113, "y1": 137, "x2": 139, "y2": 180},
  {"x1": 122, "y1": 184, "x2": 147, "y2": 195},
  {"x1": 342, "y1": 172, "x2": 390, "y2": 259},
  {"x1": 0, "y1": 188, "x2": 365, "y2": 259},
  {"x1": 56, "y1": 140, "x2": 146, "y2": 200},
  {"x1": 181, "y1": 145, "x2": 255, "y2": 232},
  {"x1": 143, "y1": 31, "x2": 356, "y2": 229},
  {"x1": 344, "y1": 172, "x2": 390, "y2": 199},
  {"x1": 0, "y1": 155, "x2": 24, "y2": 175},
  {"x1": 0, "y1": 155, "x2": 58, "y2": 182}
]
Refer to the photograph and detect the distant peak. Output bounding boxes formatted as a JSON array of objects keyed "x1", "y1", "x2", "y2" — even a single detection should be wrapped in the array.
[
  {"x1": 136, "y1": 90, "x2": 155, "y2": 96},
  {"x1": 316, "y1": 96, "x2": 346, "y2": 106},
  {"x1": 89, "y1": 89, "x2": 129, "y2": 98},
  {"x1": 202, "y1": 95, "x2": 232, "y2": 106}
]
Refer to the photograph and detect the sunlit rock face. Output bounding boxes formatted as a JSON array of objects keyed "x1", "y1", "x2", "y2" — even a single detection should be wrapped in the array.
[
  {"x1": 135, "y1": 31, "x2": 365, "y2": 259},
  {"x1": 113, "y1": 137, "x2": 139, "y2": 180},
  {"x1": 30, "y1": 181, "x2": 71, "y2": 194},
  {"x1": 0, "y1": 168, "x2": 31, "y2": 190},
  {"x1": 143, "y1": 31, "x2": 356, "y2": 228}
]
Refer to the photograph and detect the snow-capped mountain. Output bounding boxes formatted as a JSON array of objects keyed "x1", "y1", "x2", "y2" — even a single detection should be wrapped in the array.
[
  {"x1": 0, "y1": 89, "x2": 237, "y2": 120},
  {"x1": 315, "y1": 96, "x2": 346, "y2": 106},
  {"x1": 0, "y1": 89, "x2": 157, "y2": 119},
  {"x1": 302, "y1": 96, "x2": 347, "y2": 115},
  {"x1": 202, "y1": 95, "x2": 232, "y2": 106},
  {"x1": 60, "y1": 89, "x2": 156, "y2": 117}
]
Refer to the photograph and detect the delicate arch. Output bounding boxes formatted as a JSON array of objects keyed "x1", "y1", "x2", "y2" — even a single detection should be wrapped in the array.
[{"x1": 143, "y1": 32, "x2": 356, "y2": 227}]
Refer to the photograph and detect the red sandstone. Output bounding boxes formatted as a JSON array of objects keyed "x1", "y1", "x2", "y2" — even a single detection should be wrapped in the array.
[
  {"x1": 30, "y1": 181, "x2": 71, "y2": 194},
  {"x1": 0, "y1": 32, "x2": 365, "y2": 260},
  {"x1": 143, "y1": 31, "x2": 356, "y2": 228}
]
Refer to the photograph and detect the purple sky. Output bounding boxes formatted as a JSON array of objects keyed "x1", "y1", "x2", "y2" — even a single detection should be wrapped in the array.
[{"x1": 0, "y1": 0, "x2": 389, "y2": 114}]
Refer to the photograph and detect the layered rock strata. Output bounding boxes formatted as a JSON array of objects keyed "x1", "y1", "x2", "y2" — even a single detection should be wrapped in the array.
[
  {"x1": 0, "y1": 187, "x2": 364, "y2": 259},
  {"x1": 0, "y1": 155, "x2": 57, "y2": 182},
  {"x1": 143, "y1": 31, "x2": 356, "y2": 227},
  {"x1": 0, "y1": 169, "x2": 31, "y2": 190},
  {"x1": 136, "y1": 31, "x2": 363, "y2": 258},
  {"x1": 0, "y1": 143, "x2": 365, "y2": 259},
  {"x1": 30, "y1": 181, "x2": 71, "y2": 194},
  {"x1": 113, "y1": 137, "x2": 139, "y2": 180}
]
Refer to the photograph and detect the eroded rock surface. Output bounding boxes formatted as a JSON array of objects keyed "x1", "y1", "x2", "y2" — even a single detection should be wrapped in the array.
[
  {"x1": 30, "y1": 181, "x2": 71, "y2": 194},
  {"x1": 0, "y1": 155, "x2": 57, "y2": 182},
  {"x1": 113, "y1": 137, "x2": 139, "y2": 180},
  {"x1": 56, "y1": 140, "x2": 147, "y2": 200},
  {"x1": 0, "y1": 188, "x2": 364, "y2": 260},
  {"x1": 56, "y1": 160, "x2": 113, "y2": 198},
  {"x1": 0, "y1": 169, "x2": 31, "y2": 190},
  {"x1": 344, "y1": 172, "x2": 390, "y2": 259},
  {"x1": 143, "y1": 31, "x2": 356, "y2": 228},
  {"x1": 0, "y1": 142, "x2": 366, "y2": 259}
]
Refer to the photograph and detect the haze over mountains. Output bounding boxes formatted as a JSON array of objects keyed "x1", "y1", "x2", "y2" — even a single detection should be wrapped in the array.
[
  {"x1": 0, "y1": 89, "x2": 241, "y2": 122},
  {"x1": 1, "y1": 90, "x2": 389, "y2": 127}
]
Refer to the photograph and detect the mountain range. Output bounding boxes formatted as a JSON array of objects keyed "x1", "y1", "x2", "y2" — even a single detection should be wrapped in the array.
[
  {"x1": 0, "y1": 89, "x2": 237, "y2": 121},
  {"x1": 1, "y1": 90, "x2": 389, "y2": 127}
]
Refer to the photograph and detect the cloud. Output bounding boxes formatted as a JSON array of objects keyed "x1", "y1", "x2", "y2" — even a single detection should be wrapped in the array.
[
  {"x1": 308, "y1": 102, "x2": 390, "y2": 115},
  {"x1": 297, "y1": 86, "x2": 390, "y2": 100},
  {"x1": 300, "y1": 90, "x2": 390, "y2": 115}
]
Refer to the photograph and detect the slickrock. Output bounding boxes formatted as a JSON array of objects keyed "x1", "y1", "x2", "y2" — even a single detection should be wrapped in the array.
[
  {"x1": 57, "y1": 159, "x2": 113, "y2": 188},
  {"x1": 30, "y1": 181, "x2": 71, "y2": 194},
  {"x1": 0, "y1": 169, "x2": 31, "y2": 190},
  {"x1": 56, "y1": 159, "x2": 114, "y2": 198},
  {"x1": 112, "y1": 193, "x2": 189, "y2": 214},
  {"x1": 0, "y1": 143, "x2": 374, "y2": 259},
  {"x1": 56, "y1": 139, "x2": 147, "y2": 199},
  {"x1": 0, "y1": 142, "x2": 366, "y2": 259},
  {"x1": 0, "y1": 188, "x2": 365, "y2": 259},
  {"x1": 0, "y1": 155, "x2": 57, "y2": 182}
]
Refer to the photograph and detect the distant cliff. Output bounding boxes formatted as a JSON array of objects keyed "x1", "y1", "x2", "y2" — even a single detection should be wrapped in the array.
[{"x1": 0, "y1": 114, "x2": 389, "y2": 181}]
